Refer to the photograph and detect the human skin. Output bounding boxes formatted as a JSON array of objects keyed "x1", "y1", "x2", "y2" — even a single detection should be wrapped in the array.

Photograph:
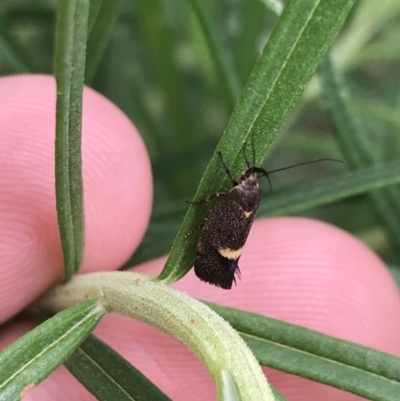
[{"x1": 1, "y1": 74, "x2": 400, "y2": 401}]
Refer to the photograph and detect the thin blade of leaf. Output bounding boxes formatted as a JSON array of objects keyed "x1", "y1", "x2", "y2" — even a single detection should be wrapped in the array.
[
  {"x1": 65, "y1": 334, "x2": 172, "y2": 401},
  {"x1": 66, "y1": 333, "x2": 287, "y2": 401},
  {"x1": 134, "y1": 0, "x2": 191, "y2": 145},
  {"x1": 54, "y1": 0, "x2": 89, "y2": 280},
  {"x1": 319, "y1": 54, "x2": 400, "y2": 253},
  {"x1": 235, "y1": 0, "x2": 268, "y2": 86},
  {"x1": 188, "y1": 0, "x2": 241, "y2": 108},
  {"x1": 258, "y1": 158, "x2": 400, "y2": 217},
  {"x1": 271, "y1": 387, "x2": 288, "y2": 401},
  {"x1": 350, "y1": 99, "x2": 400, "y2": 130},
  {"x1": 85, "y1": 0, "x2": 124, "y2": 84},
  {"x1": 157, "y1": 0, "x2": 357, "y2": 284},
  {"x1": 207, "y1": 303, "x2": 400, "y2": 401},
  {"x1": 0, "y1": 299, "x2": 105, "y2": 401},
  {"x1": 87, "y1": 0, "x2": 103, "y2": 34}
]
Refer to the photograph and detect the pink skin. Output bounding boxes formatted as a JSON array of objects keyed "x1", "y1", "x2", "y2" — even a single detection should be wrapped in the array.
[{"x1": 1, "y1": 75, "x2": 400, "y2": 401}]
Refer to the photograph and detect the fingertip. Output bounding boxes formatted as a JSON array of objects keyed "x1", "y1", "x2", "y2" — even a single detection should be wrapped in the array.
[
  {"x1": 79, "y1": 80, "x2": 153, "y2": 273},
  {"x1": 0, "y1": 74, "x2": 152, "y2": 323}
]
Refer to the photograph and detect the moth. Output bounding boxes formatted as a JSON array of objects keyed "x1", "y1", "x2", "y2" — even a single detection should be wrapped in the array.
[{"x1": 189, "y1": 145, "x2": 341, "y2": 290}]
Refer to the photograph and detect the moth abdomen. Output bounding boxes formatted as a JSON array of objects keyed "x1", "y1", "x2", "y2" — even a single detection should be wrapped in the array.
[{"x1": 194, "y1": 242, "x2": 241, "y2": 290}]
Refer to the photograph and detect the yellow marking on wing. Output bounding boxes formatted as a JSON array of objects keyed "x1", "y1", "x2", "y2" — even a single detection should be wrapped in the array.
[
  {"x1": 218, "y1": 247, "x2": 243, "y2": 260},
  {"x1": 244, "y1": 210, "x2": 253, "y2": 218}
]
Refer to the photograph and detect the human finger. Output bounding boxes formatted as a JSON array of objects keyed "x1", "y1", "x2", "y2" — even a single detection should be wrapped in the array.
[{"x1": 0, "y1": 74, "x2": 152, "y2": 324}]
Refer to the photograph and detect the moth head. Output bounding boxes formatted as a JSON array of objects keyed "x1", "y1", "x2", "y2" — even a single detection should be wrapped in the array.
[{"x1": 238, "y1": 167, "x2": 271, "y2": 190}]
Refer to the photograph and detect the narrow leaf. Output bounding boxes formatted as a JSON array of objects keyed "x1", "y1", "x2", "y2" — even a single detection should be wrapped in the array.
[
  {"x1": 188, "y1": 0, "x2": 241, "y2": 108},
  {"x1": 85, "y1": 0, "x2": 124, "y2": 84},
  {"x1": 65, "y1": 334, "x2": 172, "y2": 401},
  {"x1": 54, "y1": 0, "x2": 89, "y2": 280},
  {"x1": 158, "y1": 0, "x2": 357, "y2": 284},
  {"x1": 66, "y1": 334, "x2": 288, "y2": 401},
  {"x1": 235, "y1": 0, "x2": 267, "y2": 85},
  {"x1": 350, "y1": 99, "x2": 400, "y2": 130},
  {"x1": 319, "y1": 54, "x2": 400, "y2": 253},
  {"x1": 258, "y1": 159, "x2": 400, "y2": 217},
  {"x1": 0, "y1": 299, "x2": 105, "y2": 401},
  {"x1": 208, "y1": 303, "x2": 400, "y2": 401},
  {"x1": 87, "y1": 0, "x2": 103, "y2": 34},
  {"x1": 134, "y1": 0, "x2": 191, "y2": 145}
]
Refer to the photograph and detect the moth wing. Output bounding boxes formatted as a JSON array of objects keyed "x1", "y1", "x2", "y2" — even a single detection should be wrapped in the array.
[{"x1": 194, "y1": 243, "x2": 239, "y2": 290}]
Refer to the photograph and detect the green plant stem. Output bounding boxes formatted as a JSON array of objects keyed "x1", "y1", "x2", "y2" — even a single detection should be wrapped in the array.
[{"x1": 37, "y1": 272, "x2": 275, "y2": 401}]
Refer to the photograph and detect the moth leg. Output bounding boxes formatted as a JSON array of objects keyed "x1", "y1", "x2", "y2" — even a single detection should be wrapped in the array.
[
  {"x1": 187, "y1": 192, "x2": 226, "y2": 205},
  {"x1": 242, "y1": 142, "x2": 251, "y2": 169},
  {"x1": 218, "y1": 151, "x2": 238, "y2": 185}
]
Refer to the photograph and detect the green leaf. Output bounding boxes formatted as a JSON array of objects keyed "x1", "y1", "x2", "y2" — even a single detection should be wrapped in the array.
[
  {"x1": 0, "y1": 299, "x2": 105, "y2": 401},
  {"x1": 188, "y1": 0, "x2": 240, "y2": 108},
  {"x1": 54, "y1": 0, "x2": 90, "y2": 280},
  {"x1": 134, "y1": 0, "x2": 192, "y2": 145},
  {"x1": 235, "y1": 0, "x2": 268, "y2": 85},
  {"x1": 65, "y1": 334, "x2": 173, "y2": 401},
  {"x1": 66, "y1": 334, "x2": 288, "y2": 401},
  {"x1": 333, "y1": 0, "x2": 400, "y2": 70},
  {"x1": 85, "y1": 0, "x2": 124, "y2": 84},
  {"x1": 319, "y1": 54, "x2": 400, "y2": 253},
  {"x1": 87, "y1": 0, "x2": 103, "y2": 34},
  {"x1": 350, "y1": 27, "x2": 400, "y2": 65},
  {"x1": 207, "y1": 303, "x2": 400, "y2": 401},
  {"x1": 258, "y1": 159, "x2": 400, "y2": 217},
  {"x1": 157, "y1": 0, "x2": 357, "y2": 284},
  {"x1": 270, "y1": 387, "x2": 288, "y2": 401},
  {"x1": 349, "y1": 99, "x2": 400, "y2": 130}
]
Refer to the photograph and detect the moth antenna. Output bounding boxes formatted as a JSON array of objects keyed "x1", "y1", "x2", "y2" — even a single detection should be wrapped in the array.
[
  {"x1": 254, "y1": 158, "x2": 342, "y2": 191},
  {"x1": 268, "y1": 158, "x2": 344, "y2": 175}
]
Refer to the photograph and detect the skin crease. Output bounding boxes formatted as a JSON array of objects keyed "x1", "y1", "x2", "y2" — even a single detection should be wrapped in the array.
[{"x1": 1, "y1": 75, "x2": 400, "y2": 401}]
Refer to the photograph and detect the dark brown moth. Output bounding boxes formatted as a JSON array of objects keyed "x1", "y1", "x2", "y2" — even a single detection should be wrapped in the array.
[{"x1": 189, "y1": 145, "x2": 342, "y2": 290}]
